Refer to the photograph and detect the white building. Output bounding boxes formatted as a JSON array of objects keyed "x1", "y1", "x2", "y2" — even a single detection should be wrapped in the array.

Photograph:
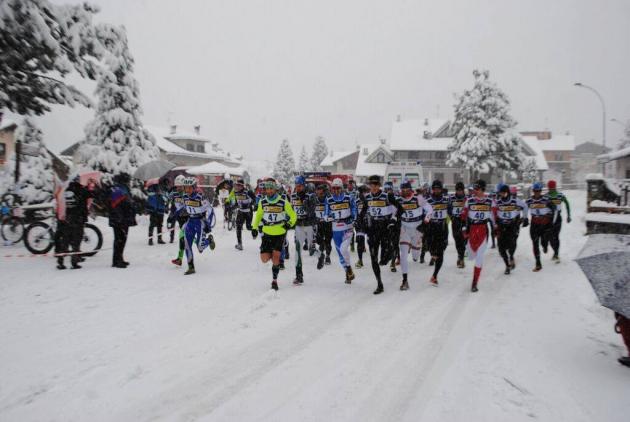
[{"x1": 334, "y1": 117, "x2": 550, "y2": 188}]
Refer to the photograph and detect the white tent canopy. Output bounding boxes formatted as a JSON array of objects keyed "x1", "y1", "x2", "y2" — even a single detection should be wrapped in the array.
[{"x1": 187, "y1": 161, "x2": 246, "y2": 176}]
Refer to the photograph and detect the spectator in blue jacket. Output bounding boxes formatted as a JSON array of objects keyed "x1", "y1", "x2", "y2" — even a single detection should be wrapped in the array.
[
  {"x1": 109, "y1": 173, "x2": 137, "y2": 268},
  {"x1": 146, "y1": 182, "x2": 167, "y2": 245}
]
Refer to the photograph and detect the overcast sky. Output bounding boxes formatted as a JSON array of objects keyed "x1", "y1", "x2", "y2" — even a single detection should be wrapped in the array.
[{"x1": 29, "y1": 0, "x2": 630, "y2": 159}]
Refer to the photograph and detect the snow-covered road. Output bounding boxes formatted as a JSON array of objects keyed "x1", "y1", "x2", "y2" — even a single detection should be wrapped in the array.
[{"x1": 1, "y1": 190, "x2": 629, "y2": 421}]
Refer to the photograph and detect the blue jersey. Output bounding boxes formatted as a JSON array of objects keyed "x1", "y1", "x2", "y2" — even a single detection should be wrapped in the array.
[{"x1": 325, "y1": 193, "x2": 357, "y2": 232}]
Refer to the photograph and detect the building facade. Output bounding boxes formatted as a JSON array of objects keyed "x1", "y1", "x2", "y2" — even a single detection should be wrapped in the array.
[{"x1": 0, "y1": 118, "x2": 17, "y2": 170}]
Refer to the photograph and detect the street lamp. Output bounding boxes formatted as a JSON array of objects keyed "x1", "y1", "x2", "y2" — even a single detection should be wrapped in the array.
[
  {"x1": 574, "y1": 82, "x2": 607, "y2": 174},
  {"x1": 611, "y1": 118, "x2": 626, "y2": 128}
]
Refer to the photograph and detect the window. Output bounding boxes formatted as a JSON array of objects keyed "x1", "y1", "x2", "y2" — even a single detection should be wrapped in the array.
[
  {"x1": 363, "y1": 148, "x2": 368, "y2": 155},
  {"x1": 196, "y1": 144, "x2": 205, "y2": 153},
  {"x1": 408, "y1": 151, "x2": 419, "y2": 160},
  {"x1": 186, "y1": 143, "x2": 195, "y2": 152},
  {"x1": 434, "y1": 172, "x2": 445, "y2": 182},
  {"x1": 626, "y1": 169, "x2": 630, "y2": 179},
  {"x1": 435, "y1": 151, "x2": 446, "y2": 160},
  {"x1": 387, "y1": 173, "x2": 402, "y2": 185},
  {"x1": 554, "y1": 153, "x2": 564, "y2": 161},
  {"x1": 405, "y1": 173, "x2": 419, "y2": 187},
  {"x1": 454, "y1": 173, "x2": 463, "y2": 184},
  {"x1": 0, "y1": 142, "x2": 5, "y2": 165},
  {"x1": 376, "y1": 152, "x2": 385, "y2": 163}
]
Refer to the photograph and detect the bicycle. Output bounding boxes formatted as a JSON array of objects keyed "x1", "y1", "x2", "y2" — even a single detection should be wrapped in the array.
[
  {"x1": 1, "y1": 203, "x2": 25, "y2": 244},
  {"x1": 23, "y1": 217, "x2": 103, "y2": 256}
]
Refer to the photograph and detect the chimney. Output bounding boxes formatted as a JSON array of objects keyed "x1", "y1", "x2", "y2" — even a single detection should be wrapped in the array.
[
  {"x1": 170, "y1": 124, "x2": 177, "y2": 135},
  {"x1": 396, "y1": 114, "x2": 401, "y2": 122},
  {"x1": 424, "y1": 117, "x2": 429, "y2": 126},
  {"x1": 194, "y1": 125, "x2": 201, "y2": 135}
]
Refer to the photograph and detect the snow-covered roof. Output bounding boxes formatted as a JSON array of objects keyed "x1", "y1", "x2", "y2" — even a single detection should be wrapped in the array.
[
  {"x1": 0, "y1": 118, "x2": 17, "y2": 132},
  {"x1": 598, "y1": 145, "x2": 630, "y2": 162},
  {"x1": 389, "y1": 118, "x2": 452, "y2": 151},
  {"x1": 187, "y1": 161, "x2": 246, "y2": 176},
  {"x1": 355, "y1": 143, "x2": 388, "y2": 177},
  {"x1": 538, "y1": 135, "x2": 575, "y2": 151},
  {"x1": 144, "y1": 125, "x2": 226, "y2": 160},
  {"x1": 521, "y1": 136, "x2": 549, "y2": 171},
  {"x1": 320, "y1": 150, "x2": 356, "y2": 167}
]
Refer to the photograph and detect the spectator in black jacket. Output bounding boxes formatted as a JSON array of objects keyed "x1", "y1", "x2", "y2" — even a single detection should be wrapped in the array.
[
  {"x1": 55, "y1": 175, "x2": 91, "y2": 270},
  {"x1": 109, "y1": 173, "x2": 137, "y2": 268}
]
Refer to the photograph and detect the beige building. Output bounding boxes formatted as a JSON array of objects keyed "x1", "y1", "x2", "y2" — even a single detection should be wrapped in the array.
[{"x1": 0, "y1": 118, "x2": 18, "y2": 170}]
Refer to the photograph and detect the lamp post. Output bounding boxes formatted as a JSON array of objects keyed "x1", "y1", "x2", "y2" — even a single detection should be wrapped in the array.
[
  {"x1": 611, "y1": 118, "x2": 626, "y2": 128},
  {"x1": 574, "y1": 82, "x2": 607, "y2": 175}
]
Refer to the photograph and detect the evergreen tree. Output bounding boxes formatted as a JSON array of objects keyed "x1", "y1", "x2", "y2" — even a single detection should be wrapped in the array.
[
  {"x1": 0, "y1": 0, "x2": 103, "y2": 115},
  {"x1": 522, "y1": 157, "x2": 538, "y2": 183},
  {"x1": 617, "y1": 119, "x2": 630, "y2": 150},
  {"x1": 272, "y1": 139, "x2": 295, "y2": 184},
  {"x1": 80, "y1": 23, "x2": 159, "y2": 183},
  {"x1": 309, "y1": 136, "x2": 328, "y2": 172},
  {"x1": 297, "y1": 145, "x2": 310, "y2": 173},
  {"x1": 447, "y1": 70, "x2": 523, "y2": 180},
  {"x1": 14, "y1": 118, "x2": 54, "y2": 204}
]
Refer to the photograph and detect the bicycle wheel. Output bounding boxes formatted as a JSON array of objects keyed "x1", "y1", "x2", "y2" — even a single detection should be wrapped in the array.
[
  {"x1": 81, "y1": 223, "x2": 103, "y2": 257},
  {"x1": 1, "y1": 216, "x2": 24, "y2": 244},
  {"x1": 24, "y1": 222, "x2": 54, "y2": 255}
]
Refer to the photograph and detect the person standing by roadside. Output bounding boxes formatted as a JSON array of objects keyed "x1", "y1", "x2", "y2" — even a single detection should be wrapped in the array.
[
  {"x1": 146, "y1": 182, "x2": 167, "y2": 245},
  {"x1": 109, "y1": 173, "x2": 136, "y2": 268},
  {"x1": 55, "y1": 175, "x2": 91, "y2": 270}
]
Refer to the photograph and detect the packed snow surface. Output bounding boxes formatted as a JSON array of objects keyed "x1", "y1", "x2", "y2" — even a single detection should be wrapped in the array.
[{"x1": 1, "y1": 190, "x2": 629, "y2": 421}]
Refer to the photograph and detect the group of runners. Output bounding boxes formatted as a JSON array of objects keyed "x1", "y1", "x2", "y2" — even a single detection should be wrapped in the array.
[{"x1": 166, "y1": 173, "x2": 571, "y2": 294}]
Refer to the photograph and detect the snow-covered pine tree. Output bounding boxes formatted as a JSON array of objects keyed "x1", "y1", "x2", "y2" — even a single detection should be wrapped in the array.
[
  {"x1": 447, "y1": 70, "x2": 523, "y2": 181},
  {"x1": 272, "y1": 139, "x2": 295, "y2": 184},
  {"x1": 80, "y1": 23, "x2": 159, "y2": 185},
  {"x1": 309, "y1": 136, "x2": 328, "y2": 172},
  {"x1": 14, "y1": 118, "x2": 54, "y2": 204},
  {"x1": 297, "y1": 145, "x2": 310, "y2": 173},
  {"x1": 0, "y1": 0, "x2": 103, "y2": 115},
  {"x1": 522, "y1": 157, "x2": 538, "y2": 183}
]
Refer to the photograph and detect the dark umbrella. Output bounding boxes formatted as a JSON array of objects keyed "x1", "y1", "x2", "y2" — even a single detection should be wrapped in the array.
[
  {"x1": 575, "y1": 234, "x2": 630, "y2": 318},
  {"x1": 133, "y1": 160, "x2": 176, "y2": 181}
]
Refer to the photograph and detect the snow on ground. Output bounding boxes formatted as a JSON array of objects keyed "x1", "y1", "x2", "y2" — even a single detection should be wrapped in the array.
[{"x1": 0, "y1": 190, "x2": 628, "y2": 421}]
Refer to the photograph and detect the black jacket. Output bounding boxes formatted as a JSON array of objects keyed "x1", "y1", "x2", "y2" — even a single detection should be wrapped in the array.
[
  {"x1": 108, "y1": 183, "x2": 137, "y2": 227},
  {"x1": 64, "y1": 181, "x2": 91, "y2": 225}
]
